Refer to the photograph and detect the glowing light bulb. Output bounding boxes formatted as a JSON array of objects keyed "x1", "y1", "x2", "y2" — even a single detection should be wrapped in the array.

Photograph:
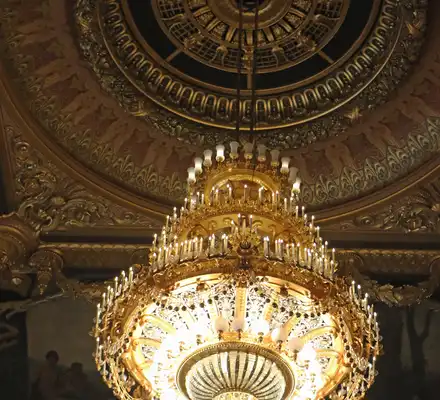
[
  {"x1": 231, "y1": 316, "x2": 247, "y2": 332},
  {"x1": 214, "y1": 316, "x2": 230, "y2": 332},
  {"x1": 194, "y1": 157, "x2": 203, "y2": 174},
  {"x1": 243, "y1": 142, "x2": 253, "y2": 160},
  {"x1": 193, "y1": 321, "x2": 210, "y2": 337},
  {"x1": 161, "y1": 388, "x2": 178, "y2": 399},
  {"x1": 251, "y1": 319, "x2": 270, "y2": 335},
  {"x1": 280, "y1": 157, "x2": 290, "y2": 174},
  {"x1": 161, "y1": 336, "x2": 179, "y2": 353},
  {"x1": 298, "y1": 343, "x2": 317, "y2": 362},
  {"x1": 229, "y1": 141, "x2": 239, "y2": 159},
  {"x1": 187, "y1": 167, "x2": 196, "y2": 184},
  {"x1": 203, "y1": 149, "x2": 213, "y2": 167},
  {"x1": 271, "y1": 326, "x2": 289, "y2": 342},
  {"x1": 216, "y1": 144, "x2": 225, "y2": 162},
  {"x1": 288, "y1": 336, "x2": 304, "y2": 352},
  {"x1": 257, "y1": 144, "x2": 267, "y2": 162},
  {"x1": 292, "y1": 176, "x2": 301, "y2": 193},
  {"x1": 288, "y1": 166, "x2": 299, "y2": 183},
  {"x1": 174, "y1": 328, "x2": 190, "y2": 342},
  {"x1": 308, "y1": 360, "x2": 322, "y2": 377},
  {"x1": 270, "y1": 149, "x2": 280, "y2": 166}
]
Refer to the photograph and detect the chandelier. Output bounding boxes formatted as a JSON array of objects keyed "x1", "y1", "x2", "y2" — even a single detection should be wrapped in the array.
[
  {"x1": 93, "y1": 2, "x2": 380, "y2": 399},
  {"x1": 93, "y1": 143, "x2": 380, "y2": 400}
]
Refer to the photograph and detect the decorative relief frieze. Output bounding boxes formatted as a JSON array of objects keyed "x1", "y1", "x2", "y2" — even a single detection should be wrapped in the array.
[
  {"x1": 332, "y1": 178, "x2": 440, "y2": 233},
  {"x1": 5, "y1": 126, "x2": 162, "y2": 232},
  {"x1": 338, "y1": 250, "x2": 440, "y2": 306}
]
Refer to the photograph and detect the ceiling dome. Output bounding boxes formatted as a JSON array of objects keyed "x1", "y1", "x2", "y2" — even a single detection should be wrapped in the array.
[
  {"x1": 79, "y1": 0, "x2": 424, "y2": 137},
  {"x1": 0, "y1": 0, "x2": 439, "y2": 218}
]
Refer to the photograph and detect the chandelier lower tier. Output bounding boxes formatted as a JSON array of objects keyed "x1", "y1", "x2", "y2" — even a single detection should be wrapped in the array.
[{"x1": 94, "y1": 143, "x2": 380, "y2": 400}]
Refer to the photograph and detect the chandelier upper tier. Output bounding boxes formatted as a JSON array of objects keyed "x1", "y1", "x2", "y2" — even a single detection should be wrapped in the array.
[{"x1": 93, "y1": 143, "x2": 381, "y2": 400}]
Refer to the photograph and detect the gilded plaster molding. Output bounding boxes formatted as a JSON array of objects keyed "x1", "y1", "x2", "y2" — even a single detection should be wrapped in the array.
[
  {"x1": 0, "y1": 0, "x2": 439, "y2": 212},
  {"x1": 326, "y1": 178, "x2": 440, "y2": 233},
  {"x1": 338, "y1": 250, "x2": 440, "y2": 306},
  {"x1": 39, "y1": 243, "x2": 149, "y2": 270},
  {"x1": 4, "y1": 125, "x2": 162, "y2": 233}
]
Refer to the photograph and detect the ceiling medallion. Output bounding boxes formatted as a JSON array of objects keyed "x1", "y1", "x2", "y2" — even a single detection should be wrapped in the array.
[
  {"x1": 77, "y1": 0, "x2": 426, "y2": 142},
  {"x1": 93, "y1": 144, "x2": 380, "y2": 399},
  {"x1": 151, "y1": 0, "x2": 349, "y2": 74}
]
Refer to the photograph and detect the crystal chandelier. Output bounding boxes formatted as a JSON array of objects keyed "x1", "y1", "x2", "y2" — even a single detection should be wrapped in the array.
[
  {"x1": 93, "y1": 2, "x2": 380, "y2": 399},
  {"x1": 93, "y1": 143, "x2": 380, "y2": 400}
]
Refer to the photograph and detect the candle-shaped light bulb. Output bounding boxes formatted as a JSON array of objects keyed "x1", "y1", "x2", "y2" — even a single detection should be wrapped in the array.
[
  {"x1": 128, "y1": 267, "x2": 134, "y2": 285},
  {"x1": 243, "y1": 184, "x2": 248, "y2": 202},
  {"x1": 229, "y1": 141, "x2": 239, "y2": 159},
  {"x1": 280, "y1": 157, "x2": 290, "y2": 174},
  {"x1": 223, "y1": 234, "x2": 228, "y2": 252},
  {"x1": 270, "y1": 149, "x2": 280, "y2": 166},
  {"x1": 258, "y1": 186, "x2": 264, "y2": 203},
  {"x1": 114, "y1": 276, "x2": 119, "y2": 294},
  {"x1": 95, "y1": 303, "x2": 101, "y2": 331},
  {"x1": 203, "y1": 149, "x2": 213, "y2": 167},
  {"x1": 187, "y1": 167, "x2": 196, "y2": 184},
  {"x1": 194, "y1": 157, "x2": 203, "y2": 174},
  {"x1": 257, "y1": 144, "x2": 267, "y2": 162},
  {"x1": 264, "y1": 237, "x2": 269, "y2": 257},
  {"x1": 216, "y1": 144, "x2": 225, "y2": 162},
  {"x1": 357, "y1": 284, "x2": 362, "y2": 303}
]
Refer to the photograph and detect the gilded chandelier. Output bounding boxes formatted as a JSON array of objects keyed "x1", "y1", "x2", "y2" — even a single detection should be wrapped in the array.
[{"x1": 93, "y1": 143, "x2": 381, "y2": 400}]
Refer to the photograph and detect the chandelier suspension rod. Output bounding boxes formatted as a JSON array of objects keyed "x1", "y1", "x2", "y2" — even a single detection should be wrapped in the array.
[
  {"x1": 249, "y1": 1, "x2": 260, "y2": 139},
  {"x1": 235, "y1": 0, "x2": 244, "y2": 138}
]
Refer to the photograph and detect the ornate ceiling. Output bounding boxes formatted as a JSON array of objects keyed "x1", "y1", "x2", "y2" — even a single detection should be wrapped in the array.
[
  {"x1": 0, "y1": 0, "x2": 438, "y2": 212},
  {"x1": 0, "y1": 0, "x2": 440, "y2": 307}
]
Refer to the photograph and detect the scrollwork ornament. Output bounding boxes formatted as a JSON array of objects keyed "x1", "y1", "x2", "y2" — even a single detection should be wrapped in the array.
[
  {"x1": 28, "y1": 249, "x2": 64, "y2": 295},
  {"x1": 7, "y1": 128, "x2": 162, "y2": 232},
  {"x1": 338, "y1": 252, "x2": 440, "y2": 306},
  {"x1": 347, "y1": 180, "x2": 440, "y2": 233}
]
